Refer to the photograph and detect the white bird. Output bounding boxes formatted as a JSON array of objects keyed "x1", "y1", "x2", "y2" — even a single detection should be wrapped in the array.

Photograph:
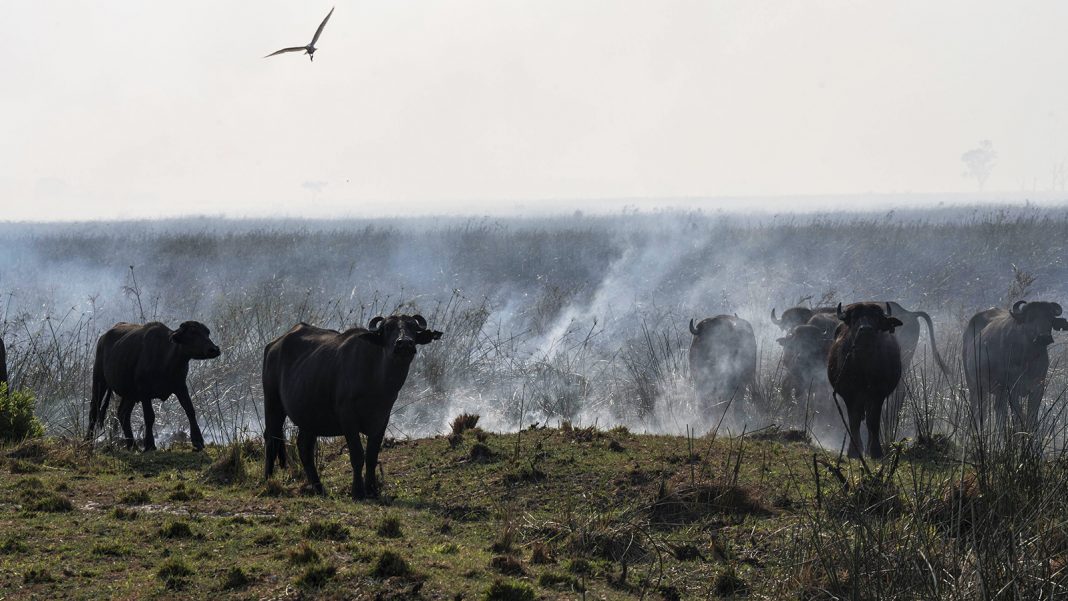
[{"x1": 264, "y1": 7, "x2": 334, "y2": 62}]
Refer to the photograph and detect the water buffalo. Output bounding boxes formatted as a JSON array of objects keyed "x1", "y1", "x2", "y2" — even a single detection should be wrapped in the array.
[
  {"x1": 963, "y1": 301, "x2": 1067, "y2": 431},
  {"x1": 827, "y1": 302, "x2": 903, "y2": 458},
  {"x1": 86, "y1": 321, "x2": 221, "y2": 451},
  {"x1": 0, "y1": 335, "x2": 7, "y2": 387},
  {"x1": 688, "y1": 315, "x2": 762, "y2": 418},
  {"x1": 777, "y1": 324, "x2": 833, "y2": 402},
  {"x1": 262, "y1": 315, "x2": 443, "y2": 499}
]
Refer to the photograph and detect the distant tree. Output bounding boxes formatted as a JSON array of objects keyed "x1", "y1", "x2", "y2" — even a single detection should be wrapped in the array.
[{"x1": 962, "y1": 140, "x2": 997, "y2": 191}]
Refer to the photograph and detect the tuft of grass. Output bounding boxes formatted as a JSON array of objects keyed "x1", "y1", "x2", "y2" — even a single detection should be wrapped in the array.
[
  {"x1": 203, "y1": 442, "x2": 248, "y2": 485},
  {"x1": 23, "y1": 567, "x2": 54, "y2": 584},
  {"x1": 469, "y1": 442, "x2": 496, "y2": 462},
  {"x1": 483, "y1": 579, "x2": 535, "y2": 601},
  {"x1": 119, "y1": 490, "x2": 151, "y2": 505},
  {"x1": 159, "y1": 521, "x2": 194, "y2": 539},
  {"x1": 92, "y1": 542, "x2": 130, "y2": 557},
  {"x1": 566, "y1": 558, "x2": 593, "y2": 575},
  {"x1": 376, "y1": 515, "x2": 403, "y2": 538},
  {"x1": 222, "y1": 566, "x2": 251, "y2": 590},
  {"x1": 168, "y1": 482, "x2": 203, "y2": 502},
  {"x1": 157, "y1": 559, "x2": 193, "y2": 590},
  {"x1": 538, "y1": 572, "x2": 584, "y2": 591},
  {"x1": 253, "y1": 532, "x2": 277, "y2": 547},
  {"x1": 1, "y1": 536, "x2": 28, "y2": 554},
  {"x1": 434, "y1": 542, "x2": 460, "y2": 555},
  {"x1": 530, "y1": 541, "x2": 553, "y2": 564},
  {"x1": 296, "y1": 564, "x2": 336, "y2": 588},
  {"x1": 288, "y1": 543, "x2": 321, "y2": 566},
  {"x1": 110, "y1": 507, "x2": 138, "y2": 521},
  {"x1": 260, "y1": 479, "x2": 286, "y2": 497},
  {"x1": 713, "y1": 565, "x2": 747, "y2": 597},
  {"x1": 490, "y1": 554, "x2": 525, "y2": 576},
  {"x1": 9, "y1": 459, "x2": 41, "y2": 474},
  {"x1": 373, "y1": 550, "x2": 410, "y2": 578},
  {"x1": 449, "y1": 413, "x2": 481, "y2": 447},
  {"x1": 304, "y1": 519, "x2": 349, "y2": 541},
  {"x1": 0, "y1": 384, "x2": 44, "y2": 443},
  {"x1": 24, "y1": 492, "x2": 72, "y2": 513}
]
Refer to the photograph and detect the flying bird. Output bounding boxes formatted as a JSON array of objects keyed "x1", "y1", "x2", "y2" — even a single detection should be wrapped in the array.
[{"x1": 264, "y1": 7, "x2": 334, "y2": 62}]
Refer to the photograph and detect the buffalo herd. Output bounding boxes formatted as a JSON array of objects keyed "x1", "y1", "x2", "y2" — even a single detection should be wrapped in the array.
[{"x1": 0, "y1": 294, "x2": 1050, "y2": 497}]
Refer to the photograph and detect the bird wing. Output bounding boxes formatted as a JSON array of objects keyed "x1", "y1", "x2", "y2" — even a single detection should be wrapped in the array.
[
  {"x1": 263, "y1": 46, "x2": 308, "y2": 58},
  {"x1": 310, "y1": 6, "x2": 334, "y2": 46}
]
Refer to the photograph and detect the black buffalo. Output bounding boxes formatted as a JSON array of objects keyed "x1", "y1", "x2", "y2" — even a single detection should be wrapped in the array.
[
  {"x1": 777, "y1": 324, "x2": 833, "y2": 402},
  {"x1": 0, "y1": 335, "x2": 7, "y2": 387},
  {"x1": 963, "y1": 301, "x2": 1067, "y2": 431},
  {"x1": 688, "y1": 315, "x2": 762, "y2": 417},
  {"x1": 827, "y1": 303, "x2": 903, "y2": 458},
  {"x1": 262, "y1": 315, "x2": 442, "y2": 498},
  {"x1": 86, "y1": 321, "x2": 221, "y2": 451}
]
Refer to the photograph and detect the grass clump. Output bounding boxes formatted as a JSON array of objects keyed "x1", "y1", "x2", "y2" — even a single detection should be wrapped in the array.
[
  {"x1": 23, "y1": 567, "x2": 54, "y2": 584},
  {"x1": 490, "y1": 554, "x2": 525, "y2": 575},
  {"x1": 0, "y1": 536, "x2": 27, "y2": 554},
  {"x1": 203, "y1": 442, "x2": 248, "y2": 485},
  {"x1": 157, "y1": 559, "x2": 193, "y2": 590},
  {"x1": 449, "y1": 412, "x2": 481, "y2": 447},
  {"x1": 713, "y1": 565, "x2": 747, "y2": 597},
  {"x1": 484, "y1": 579, "x2": 535, "y2": 601},
  {"x1": 159, "y1": 520, "x2": 194, "y2": 539},
  {"x1": 288, "y1": 543, "x2": 321, "y2": 565},
  {"x1": 92, "y1": 542, "x2": 130, "y2": 557},
  {"x1": 24, "y1": 491, "x2": 72, "y2": 513},
  {"x1": 434, "y1": 542, "x2": 460, "y2": 555},
  {"x1": 222, "y1": 566, "x2": 251, "y2": 590},
  {"x1": 111, "y1": 507, "x2": 138, "y2": 521},
  {"x1": 305, "y1": 519, "x2": 349, "y2": 541},
  {"x1": 9, "y1": 459, "x2": 40, "y2": 474},
  {"x1": 296, "y1": 564, "x2": 336, "y2": 588},
  {"x1": 373, "y1": 549, "x2": 410, "y2": 578},
  {"x1": 376, "y1": 514, "x2": 403, "y2": 538},
  {"x1": 0, "y1": 384, "x2": 44, "y2": 443},
  {"x1": 538, "y1": 572, "x2": 584, "y2": 591},
  {"x1": 119, "y1": 490, "x2": 150, "y2": 505},
  {"x1": 168, "y1": 482, "x2": 203, "y2": 501}
]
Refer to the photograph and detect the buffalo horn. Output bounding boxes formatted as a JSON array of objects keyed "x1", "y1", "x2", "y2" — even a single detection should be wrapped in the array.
[
  {"x1": 1012, "y1": 300, "x2": 1027, "y2": 317},
  {"x1": 885, "y1": 302, "x2": 892, "y2": 316},
  {"x1": 836, "y1": 302, "x2": 844, "y2": 320},
  {"x1": 368, "y1": 316, "x2": 385, "y2": 331},
  {"x1": 412, "y1": 314, "x2": 427, "y2": 328},
  {"x1": 689, "y1": 319, "x2": 699, "y2": 336},
  {"x1": 770, "y1": 308, "x2": 781, "y2": 325},
  {"x1": 1054, "y1": 303, "x2": 1063, "y2": 317}
]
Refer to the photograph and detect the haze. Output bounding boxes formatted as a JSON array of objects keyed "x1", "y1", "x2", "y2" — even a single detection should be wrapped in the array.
[{"x1": 3, "y1": 1, "x2": 1067, "y2": 221}]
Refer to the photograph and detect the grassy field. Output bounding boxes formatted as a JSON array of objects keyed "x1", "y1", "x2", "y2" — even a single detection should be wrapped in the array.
[{"x1": 2, "y1": 416, "x2": 1064, "y2": 600}]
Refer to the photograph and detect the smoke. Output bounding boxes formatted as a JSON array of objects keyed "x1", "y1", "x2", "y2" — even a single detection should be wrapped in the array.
[{"x1": 1, "y1": 205, "x2": 1067, "y2": 444}]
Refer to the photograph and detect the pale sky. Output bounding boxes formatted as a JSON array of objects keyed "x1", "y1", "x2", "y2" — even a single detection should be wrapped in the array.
[{"x1": 2, "y1": 1, "x2": 1067, "y2": 220}]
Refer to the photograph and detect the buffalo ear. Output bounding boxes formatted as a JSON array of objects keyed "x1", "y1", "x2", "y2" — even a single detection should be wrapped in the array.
[
  {"x1": 776, "y1": 336, "x2": 787, "y2": 346},
  {"x1": 416, "y1": 329, "x2": 443, "y2": 344},
  {"x1": 1053, "y1": 317, "x2": 1068, "y2": 332},
  {"x1": 170, "y1": 323, "x2": 189, "y2": 344},
  {"x1": 883, "y1": 317, "x2": 904, "y2": 333}
]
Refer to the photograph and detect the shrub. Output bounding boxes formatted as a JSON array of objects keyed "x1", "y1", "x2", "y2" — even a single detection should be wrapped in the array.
[
  {"x1": 0, "y1": 384, "x2": 43, "y2": 443},
  {"x1": 373, "y1": 550, "x2": 410, "y2": 578},
  {"x1": 157, "y1": 559, "x2": 193, "y2": 590},
  {"x1": 484, "y1": 579, "x2": 535, "y2": 601},
  {"x1": 203, "y1": 442, "x2": 248, "y2": 485},
  {"x1": 305, "y1": 519, "x2": 349, "y2": 541},
  {"x1": 376, "y1": 515, "x2": 403, "y2": 538}
]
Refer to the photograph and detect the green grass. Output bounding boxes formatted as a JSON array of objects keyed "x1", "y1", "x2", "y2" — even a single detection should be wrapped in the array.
[{"x1": 0, "y1": 428, "x2": 1022, "y2": 599}]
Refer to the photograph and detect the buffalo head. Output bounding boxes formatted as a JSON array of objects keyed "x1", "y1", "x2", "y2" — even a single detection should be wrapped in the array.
[
  {"x1": 171, "y1": 321, "x2": 221, "y2": 359},
  {"x1": 836, "y1": 302, "x2": 903, "y2": 342},
  {"x1": 368, "y1": 314, "x2": 443, "y2": 356},
  {"x1": 1009, "y1": 301, "x2": 1064, "y2": 346}
]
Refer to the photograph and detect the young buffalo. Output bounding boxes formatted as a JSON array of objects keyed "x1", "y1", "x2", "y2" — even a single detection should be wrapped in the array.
[
  {"x1": 262, "y1": 315, "x2": 442, "y2": 499},
  {"x1": 827, "y1": 303, "x2": 903, "y2": 458},
  {"x1": 86, "y1": 321, "x2": 221, "y2": 451}
]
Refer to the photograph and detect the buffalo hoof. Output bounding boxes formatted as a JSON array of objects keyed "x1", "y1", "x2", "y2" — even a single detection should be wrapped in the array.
[
  {"x1": 191, "y1": 442, "x2": 205, "y2": 452},
  {"x1": 142, "y1": 444, "x2": 157, "y2": 453},
  {"x1": 302, "y1": 483, "x2": 327, "y2": 497}
]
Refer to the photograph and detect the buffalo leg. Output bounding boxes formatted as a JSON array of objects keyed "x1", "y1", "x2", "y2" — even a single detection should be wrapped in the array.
[
  {"x1": 1025, "y1": 385, "x2": 1044, "y2": 434},
  {"x1": 365, "y1": 428, "x2": 387, "y2": 498},
  {"x1": 117, "y1": 397, "x2": 137, "y2": 450},
  {"x1": 865, "y1": 398, "x2": 884, "y2": 459},
  {"x1": 344, "y1": 431, "x2": 367, "y2": 499},
  {"x1": 174, "y1": 387, "x2": 205, "y2": 451},
  {"x1": 263, "y1": 386, "x2": 286, "y2": 479},
  {"x1": 296, "y1": 429, "x2": 325, "y2": 495},
  {"x1": 141, "y1": 399, "x2": 156, "y2": 452},
  {"x1": 845, "y1": 402, "x2": 864, "y2": 459}
]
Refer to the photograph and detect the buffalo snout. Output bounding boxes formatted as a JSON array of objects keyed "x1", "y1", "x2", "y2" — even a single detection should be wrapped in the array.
[
  {"x1": 206, "y1": 344, "x2": 222, "y2": 358},
  {"x1": 1036, "y1": 334, "x2": 1055, "y2": 346},
  {"x1": 394, "y1": 338, "x2": 416, "y2": 355}
]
